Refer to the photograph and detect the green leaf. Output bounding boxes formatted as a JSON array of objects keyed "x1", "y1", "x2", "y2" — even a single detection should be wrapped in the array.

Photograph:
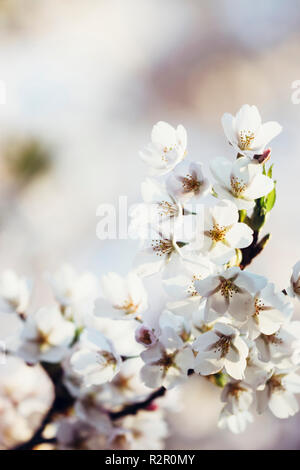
[
  {"x1": 214, "y1": 372, "x2": 228, "y2": 388},
  {"x1": 265, "y1": 184, "x2": 276, "y2": 213},
  {"x1": 267, "y1": 164, "x2": 274, "y2": 178},
  {"x1": 250, "y1": 208, "x2": 266, "y2": 231}
]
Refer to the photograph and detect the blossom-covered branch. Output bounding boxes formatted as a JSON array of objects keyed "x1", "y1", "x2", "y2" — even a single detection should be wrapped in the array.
[{"x1": 2, "y1": 104, "x2": 300, "y2": 449}]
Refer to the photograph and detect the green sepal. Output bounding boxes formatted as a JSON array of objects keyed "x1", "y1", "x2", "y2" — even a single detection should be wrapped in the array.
[{"x1": 214, "y1": 372, "x2": 228, "y2": 388}]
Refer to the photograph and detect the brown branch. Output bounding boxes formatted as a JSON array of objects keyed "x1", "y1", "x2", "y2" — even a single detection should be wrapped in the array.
[
  {"x1": 109, "y1": 386, "x2": 166, "y2": 421},
  {"x1": 13, "y1": 368, "x2": 225, "y2": 449},
  {"x1": 14, "y1": 386, "x2": 166, "y2": 450},
  {"x1": 240, "y1": 232, "x2": 270, "y2": 270},
  {"x1": 13, "y1": 396, "x2": 68, "y2": 450},
  {"x1": 13, "y1": 363, "x2": 74, "y2": 451}
]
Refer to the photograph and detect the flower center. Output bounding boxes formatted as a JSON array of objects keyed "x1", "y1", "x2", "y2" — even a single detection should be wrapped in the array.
[
  {"x1": 151, "y1": 238, "x2": 174, "y2": 257},
  {"x1": 187, "y1": 274, "x2": 202, "y2": 297},
  {"x1": 209, "y1": 332, "x2": 233, "y2": 358},
  {"x1": 113, "y1": 374, "x2": 133, "y2": 391},
  {"x1": 267, "y1": 374, "x2": 285, "y2": 393},
  {"x1": 181, "y1": 174, "x2": 201, "y2": 194},
  {"x1": 98, "y1": 350, "x2": 117, "y2": 367},
  {"x1": 239, "y1": 130, "x2": 255, "y2": 150},
  {"x1": 208, "y1": 224, "x2": 228, "y2": 242},
  {"x1": 36, "y1": 329, "x2": 52, "y2": 351},
  {"x1": 114, "y1": 297, "x2": 140, "y2": 315},
  {"x1": 253, "y1": 298, "x2": 264, "y2": 322},
  {"x1": 179, "y1": 330, "x2": 191, "y2": 343},
  {"x1": 158, "y1": 201, "x2": 179, "y2": 217},
  {"x1": 230, "y1": 176, "x2": 246, "y2": 197},
  {"x1": 260, "y1": 333, "x2": 283, "y2": 346},
  {"x1": 293, "y1": 279, "x2": 300, "y2": 295},
  {"x1": 219, "y1": 278, "x2": 238, "y2": 300},
  {"x1": 155, "y1": 351, "x2": 176, "y2": 371},
  {"x1": 227, "y1": 382, "x2": 247, "y2": 398},
  {"x1": 111, "y1": 433, "x2": 128, "y2": 449}
]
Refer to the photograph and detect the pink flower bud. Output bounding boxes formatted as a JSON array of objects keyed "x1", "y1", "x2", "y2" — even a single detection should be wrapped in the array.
[
  {"x1": 135, "y1": 325, "x2": 157, "y2": 347},
  {"x1": 145, "y1": 402, "x2": 159, "y2": 411},
  {"x1": 253, "y1": 148, "x2": 271, "y2": 164}
]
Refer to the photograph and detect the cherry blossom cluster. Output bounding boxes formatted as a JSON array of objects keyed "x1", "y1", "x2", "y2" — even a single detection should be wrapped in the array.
[{"x1": 1, "y1": 105, "x2": 300, "y2": 449}]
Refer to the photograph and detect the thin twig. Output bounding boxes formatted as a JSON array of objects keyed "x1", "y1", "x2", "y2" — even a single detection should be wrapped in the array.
[{"x1": 109, "y1": 386, "x2": 166, "y2": 421}]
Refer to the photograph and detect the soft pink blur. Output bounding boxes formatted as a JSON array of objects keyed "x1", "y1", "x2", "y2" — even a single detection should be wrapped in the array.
[{"x1": 0, "y1": 0, "x2": 300, "y2": 449}]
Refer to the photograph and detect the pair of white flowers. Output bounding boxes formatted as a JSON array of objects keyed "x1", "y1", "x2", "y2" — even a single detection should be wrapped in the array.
[{"x1": 140, "y1": 104, "x2": 281, "y2": 174}]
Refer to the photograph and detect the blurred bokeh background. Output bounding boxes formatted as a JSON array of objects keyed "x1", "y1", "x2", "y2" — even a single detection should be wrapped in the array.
[{"x1": 1, "y1": 0, "x2": 300, "y2": 449}]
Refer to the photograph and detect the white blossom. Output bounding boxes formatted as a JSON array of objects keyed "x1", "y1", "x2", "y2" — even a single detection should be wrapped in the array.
[
  {"x1": 94, "y1": 271, "x2": 148, "y2": 320},
  {"x1": 140, "y1": 121, "x2": 187, "y2": 176},
  {"x1": 243, "y1": 284, "x2": 293, "y2": 340},
  {"x1": 135, "y1": 324, "x2": 157, "y2": 347},
  {"x1": 56, "y1": 417, "x2": 107, "y2": 450},
  {"x1": 243, "y1": 345, "x2": 274, "y2": 388},
  {"x1": 166, "y1": 160, "x2": 210, "y2": 202},
  {"x1": 163, "y1": 255, "x2": 214, "y2": 315},
  {"x1": 193, "y1": 322, "x2": 248, "y2": 380},
  {"x1": 129, "y1": 178, "x2": 183, "y2": 240},
  {"x1": 218, "y1": 406, "x2": 253, "y2": 434},
  {"x1": 194, "y1": 266, "x2": 267, "y2": 323},
  {"x1": 0, "y1": 270, "x2": 30, "y2": 315},
  {"x1": 197, "y1": 200, "x2": 253, "y2": 265},
  {"x1": 222, "y1": 104, "x2": 282, "y2": 159},
  {"x1": 111, "y1": 410, "x2": 168, "y2": 450},
  {"x1": 287, "y1": 260, "x2": 300, "y2": 300},
  {"x1": 133, "y1": 225, "x2": 196, "y2": 278},
  {"x1": 256, "y1": 369, "x2": 300, "y2": 419},
  {"x1": 76, "y1": 358, "x2": 150, "y2": 417},
  {"x1": 0, "y1": 356, "x2": 54, "y2": 449},
  {"x1": 70, "y1": 328, "x2": 121, "y2": 387},
  {"x1": 140, "y1": 327, "x2": 194, "y2": 389},
  {"x1": 255, "y1": 321, "x2": 300, "y2": 364},
  {"x1": 18, "y1": 306, "x2": 75, "y2": 364},
  {"x1": 221, "y1": 381, "x2": 253, "y2": 414},
  {"x1": 47, "y1": 264, "x2": 98, "y2": 308},
  {"x1": 210, "y1": 156, "x2": 274, "y2": 210}
]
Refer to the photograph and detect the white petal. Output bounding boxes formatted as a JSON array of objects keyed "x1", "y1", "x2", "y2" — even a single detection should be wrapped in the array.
[
  {"x1": 151, "y1": 121, "x2": 176, "y2": 147},
  {"x1": 194, "y1": 275, "x2": 220, "y2": 297},
  {"x1": 193, "y1": 330, "x2": 219, "y2": 351},
  {"x1": 194, "y1": 352, "x2": 223, "y2": 375},
  {"x1": 226, "y1": 223, "x2": 253, "y2": 249},
  {"x1": 236, "y1": 270, "x2": 267, "y2": 293},
  {"x1": 210, "y1": 157, "x2": 232, "y2": 187},
  {"x1": 140, "y1": 364, "x2": 164, "y2": 388},
  {"x1": 244, "y1": 174, "x2": 274, "y2": 200},
  {"x1": 256, "y1": 387, "x2": 270, "y2": 414},
  {"x1": 225, "y1": 356, "x2": 246, "y2": 380},
  {"x1": 253, "y1": 121, "x2": 282, "y2": 151},
  {"x1": 228, "y1": 290, "x2": 253, "y2": 321},
  {"x1": 210, "y1": 200, "x2": 238, "y2": 227},
  {"x1": 221, "y1": 113, "x2": 236, "y2": 145},
  {"x1": 269, "y1": 391, "x2": 299, "y2": 419},
  {"x1": 236, "y1": 104, "x2": 261, "y2": 135}
]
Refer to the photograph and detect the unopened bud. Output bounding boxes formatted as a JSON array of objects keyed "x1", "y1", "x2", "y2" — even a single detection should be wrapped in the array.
[
  {"x1": 290, "y1": 261, "x2": 300, "y2": 299},
  {"x1": 135, "y1": 325, "x2": 157, "y2": 347},
  {"x1": 145, "y1": 402, "x2": 159, "y2": 411},
  {"x1": 253, "y1": 148, "x2": 271, "y2": 164}
]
